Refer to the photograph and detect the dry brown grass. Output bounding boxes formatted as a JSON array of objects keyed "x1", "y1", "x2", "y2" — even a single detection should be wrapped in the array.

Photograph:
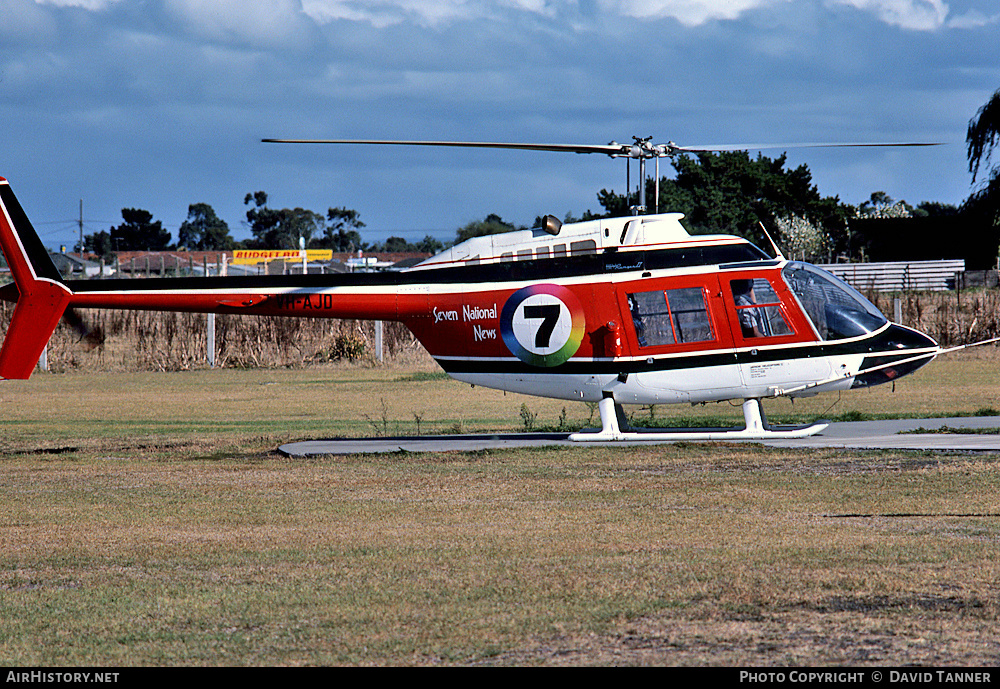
[
  {"x1": 2, "y1": 440, "x2": 999, "y2": 666},
  {"x1": 1, "y1": 350, "x2": 1000, "y2": 666}
]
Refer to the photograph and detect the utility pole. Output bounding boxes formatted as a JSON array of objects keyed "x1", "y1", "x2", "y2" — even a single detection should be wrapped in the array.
[{"x1": 78, "y1": 199, "x2": 83, "y2": 258}]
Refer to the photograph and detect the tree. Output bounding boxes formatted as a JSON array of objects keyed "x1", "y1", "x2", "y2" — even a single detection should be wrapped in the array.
[
  {"x1": 775, "y1": 215, "x2": 831, "y2": 263},
  {"x1": 414, "y1": 235, "x2": 445, "y2": 253},
  {"x1": 380, "y1": 236, "x2": 413, "y2": 252},
  {"x1": 109, "y1": 208, "x2": 171, "y2": 252},
  {"x1": 243, "y1": 191, "x2": 325, "y2": 250},
  {"x1": 177, "y1": 203, "x2": 235, "y2": 251},
  {"x1": 82, "y1": 208, "x2": 169, "y2": 258},
  {"x1": 314, "y1": 207, "x2": 367, "y2": 252},
  {"x1": 455, "y1": 214, "x2": 521, "y2": 243},
  {"x1": 915, "y1": 201, "x2": 959, "y2": 217},
  {"x1": 847, "y1": 188, "x2": 997, "y2": 267},
  {"x1": 967, "y1": 88, "x2": 1000, "y2": 187},
  {"x1": 594, "y1": 188, "x2": 633, "y2": 218},
  {"x1": 855, "y1": 192, "x2": 912, "y2": 219},
  {"x1": 673, "y1": 152, "x2": 846, "y2": 239},
  {"x1": 964, "y1": 88, "x2": 1000, "y2": 241},
  {"x1": 592, "y1": 151, "x2": 849, "y2": 253},
  {"x1": 83, "y1": 229, "x2": 113, "y2": 260},
  {"x1": 364, "y1": 234, "x2": 444, "y2": 253}
]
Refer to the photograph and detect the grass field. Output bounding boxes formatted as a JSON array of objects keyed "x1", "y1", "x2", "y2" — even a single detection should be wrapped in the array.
[{"x1": 2, "y1": 350, "x2": 1000, "y2": 666}]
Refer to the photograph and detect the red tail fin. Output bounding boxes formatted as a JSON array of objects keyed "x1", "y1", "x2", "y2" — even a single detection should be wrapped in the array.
[{"x1": 0, "y1": 178, "x2": 72, "y2": 379}]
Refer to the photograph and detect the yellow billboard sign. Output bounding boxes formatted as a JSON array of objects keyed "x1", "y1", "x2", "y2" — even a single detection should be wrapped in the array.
[{"x1": 232, "y1": 249, "x2": 333, "y2": 265}]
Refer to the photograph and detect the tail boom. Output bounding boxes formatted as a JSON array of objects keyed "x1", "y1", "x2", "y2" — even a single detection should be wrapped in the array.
[{"x1": 0, "y1": 176, "x2": 430, "y2": 379}]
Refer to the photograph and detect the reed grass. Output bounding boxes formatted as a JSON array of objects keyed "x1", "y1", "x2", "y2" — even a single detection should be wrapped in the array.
[
  {"x1": 868, "y1": 288, "x2": 1000, "y2": 347},
  {"x1": 0, "y1": 303, "x2": 421, "y2": 374}
]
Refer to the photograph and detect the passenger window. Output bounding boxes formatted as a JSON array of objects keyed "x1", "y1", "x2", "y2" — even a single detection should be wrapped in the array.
[
  {"x1": 570, "y1": 239, "x2": 597, "y2": 255},
  {"x1": 627, "y1": 287, "x2": 715, "y2": 347},
  {"x1": 666, "y1": 288, "x2": 714, "y2": 342},
  {"x1": 629, "y1": 291, "x2": 674, "y2": 346},
  {"x1": 730, "y1": 278, "x2": 793, "y2": 339}
]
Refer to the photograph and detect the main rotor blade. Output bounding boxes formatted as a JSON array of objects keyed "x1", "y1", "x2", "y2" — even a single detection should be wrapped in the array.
[
  {"x1": 262, "y1": 138, "x2": 626, "y2": 156},
  {"x1": 674, "y1": 142, "x2": 945, "y2": 152},
  {"x1": 262, "y1": 138, "x2": 945, "y2": 161}
]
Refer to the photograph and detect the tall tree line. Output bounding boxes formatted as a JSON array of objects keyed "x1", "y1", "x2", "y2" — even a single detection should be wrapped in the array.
[{"x1": 82, "y1": 191, "x2": 443, "y2": 260}]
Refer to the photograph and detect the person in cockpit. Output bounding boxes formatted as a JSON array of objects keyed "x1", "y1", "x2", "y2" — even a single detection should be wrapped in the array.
[{"x1": 732, "y1": 279, "x2": 770, "y2": 338}]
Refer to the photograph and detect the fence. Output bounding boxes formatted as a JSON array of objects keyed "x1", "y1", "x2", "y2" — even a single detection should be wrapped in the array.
[{"x1": 817, "y1": 260, "x2": 966, "y2": 293}]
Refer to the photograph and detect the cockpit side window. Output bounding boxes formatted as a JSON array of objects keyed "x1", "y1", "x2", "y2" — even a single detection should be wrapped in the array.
[
  {"x1": 781, "y1": 262, "x2": 887, "y2": 341},
  {"x1": 729, "y1": 278, "x2": 793, "y2": 339}
]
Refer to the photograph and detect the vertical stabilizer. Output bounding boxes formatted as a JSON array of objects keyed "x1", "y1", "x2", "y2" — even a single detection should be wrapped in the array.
[{"x1": 0, "y1": 178, "x2": 72, "y2": 379}]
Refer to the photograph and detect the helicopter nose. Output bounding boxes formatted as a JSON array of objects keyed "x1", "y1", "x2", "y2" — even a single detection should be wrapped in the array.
[
  {"x1": 851, "y1": 324, "x2": 938, "y2": 389},
  {"x1": 884, "y1": 323, "x2": 939, "y2": 352}
]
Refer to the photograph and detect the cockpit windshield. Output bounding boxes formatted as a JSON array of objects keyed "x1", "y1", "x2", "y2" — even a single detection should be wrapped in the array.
[{"x1": 782, "y1": 262, "x2": 888, "y2": 340}]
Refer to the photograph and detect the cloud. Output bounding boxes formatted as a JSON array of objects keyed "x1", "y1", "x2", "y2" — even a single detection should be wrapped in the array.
[
  {"x1": 0, "y1": 0, "x2": 57, "y2": 42},
  {"x1": 300, "y1": 0, "x2": 790, "y2": 26},
  {"x1": 946, "y1": 8, "x2": 999, "y2": 29},
  {"x1": 300, "y1": 0, "x2": 974, "y2": 30},
  {"x1": 162, "y1": 0, "x2": 318, "y2": 47},
  {"x1": 301, "y1": 0, "x2": 483, "y2": 27},
  {"x1": 34, "y1": 0, "x2": 122, "y2": 8},
  {"x1": 826, "y1": 0, "x2": 950, "y2": 30},
  {"x1": 600, "y1": 0, "x2": 783, "y2": 25},
  {"x1": 24, "y1": 0, "x2": 986, "y2": 35}
]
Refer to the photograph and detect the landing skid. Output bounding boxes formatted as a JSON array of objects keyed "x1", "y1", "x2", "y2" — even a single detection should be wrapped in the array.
[{"x1": 568, "y1": 396, "x2": 829, "y2": 442}]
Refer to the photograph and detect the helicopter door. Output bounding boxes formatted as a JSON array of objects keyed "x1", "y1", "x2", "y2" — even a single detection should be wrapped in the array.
[
  {"x1": 620, "y1": 275, "x2": 744, "y2": 403},
  {"x1": 722, "y1": 275, "x2": 832, "y2": 394}
]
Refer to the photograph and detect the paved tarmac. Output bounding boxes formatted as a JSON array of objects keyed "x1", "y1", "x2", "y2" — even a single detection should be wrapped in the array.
[{"x1": 278, "y1": 416, "x2": 1000, "y2": 456}]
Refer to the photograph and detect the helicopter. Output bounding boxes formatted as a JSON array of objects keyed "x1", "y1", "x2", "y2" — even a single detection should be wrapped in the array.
[{"x1": 0, "y1": 137, "x2": 978, "y2": 441}]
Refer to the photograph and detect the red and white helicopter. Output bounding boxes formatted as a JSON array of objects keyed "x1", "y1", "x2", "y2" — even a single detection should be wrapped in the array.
[{"x1": 0, "y1": 137, "x2": 970, "y2": 441}]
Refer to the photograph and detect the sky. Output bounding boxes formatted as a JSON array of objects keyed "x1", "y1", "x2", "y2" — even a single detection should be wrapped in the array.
[{"x1": 1, "y1": 0, "x2": 998, "y2": 251}]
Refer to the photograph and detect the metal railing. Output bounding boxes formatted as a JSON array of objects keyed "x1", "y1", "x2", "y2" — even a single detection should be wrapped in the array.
[{"x1": 817, "y1": 260, "x2": 966, "y2": 292}]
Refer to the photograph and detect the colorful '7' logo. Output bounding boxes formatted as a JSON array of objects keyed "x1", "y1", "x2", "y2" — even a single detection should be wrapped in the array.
[{"x1": 500, "y1": 284, "x2": 586, "y2": 367}]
